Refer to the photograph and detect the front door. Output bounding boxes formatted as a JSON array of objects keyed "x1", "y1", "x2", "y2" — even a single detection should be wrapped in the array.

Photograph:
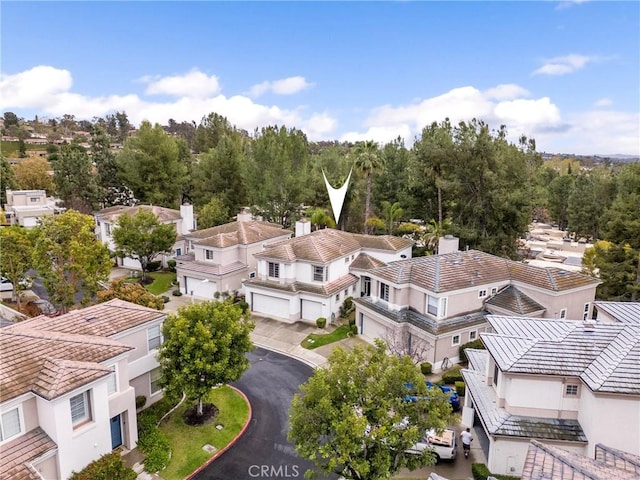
[{"x1": 110, "y1": 414, "x2": 122, "y2": 449}]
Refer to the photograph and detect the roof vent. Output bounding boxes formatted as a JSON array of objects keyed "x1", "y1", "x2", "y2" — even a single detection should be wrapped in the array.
[{"x1": 85, "y1": 316, "x2": 99, "y2": 323}]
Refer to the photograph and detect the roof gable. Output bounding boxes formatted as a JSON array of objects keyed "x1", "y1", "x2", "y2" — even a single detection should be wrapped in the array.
[{"x1": 188, "y1": 220, "x2": 290, "y2": 247}]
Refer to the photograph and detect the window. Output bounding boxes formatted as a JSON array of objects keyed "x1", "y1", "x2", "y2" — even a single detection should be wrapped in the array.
[
  {"x1": 379, "y1": 283, "x2": 389, "y2": 302},
  {"x1": 335, "y1": 294, "x2": 340, "y2": 301},
  {"x1": 150, "y1": 367, "x2": 162, "y2": 395},
  {"x1": 491, "y1": 287, "x2": 497, "y2": 295},
  {"x1": 30, "y1": 197, "x2": 39, "y2": 203},
  {"x1": 478, "y1": 289, "x2": 487, "y2": 298},
  {"x1": 559, "y1": 308, "x2": 567, "y2": 319},
  {"x1": 107, "y1": 365, "x2": 117, "y2": 396},
  {"x1": 362, "y1": 277, "x2": 371, "y2": 296},
  {"x1": 493, "y1": 364, "x2": 499, "y2": 387},
  {"x1": 268, "y1": 262, "x2": 279, "y2": 278},
  {"x1": 205, "y1": 249, "x2": 214, "y2": 260},
  {"x1": 345, "y1": 257, "x2": 349, "y2": 264},
  {"x1": 70, "y1": 391, "x2": 92, "y2": 427},
  {"x1": 0, "y1": 408, "x2": 21, "y2": 441},
  {"x1": 249, "y1": 271, "x2": 256, "y2": 279},
  {"x1": 583, "y1": 303, "x2": 590, "y2": 320},
  {"x1": 105, "y1": 223, "x2": 111, "y2": 235},
  {"x1": 175, "y1": 248, "x2": 182, "y2": 256},
  {"x1": 148, "y1": 324, "x2": 162, "y2": 351},
  {"x1": 313, "y1": 266, "x2": 326, "y2": 282},
  {"x1": 565, "y1": 384, "x2": 579, "y2": 396},
  {"x1": 344, "y1": 289, "x2": 349, "y2": 297},
  {"x1": 452, "y1": 334, "x2": 460, "y2": 346},
  {"x1": 469, "y1": 330, "x2": 477, "y2": 341},
  {"x1": 427, "y1": 295, "x2": 438, "y2": 316}
]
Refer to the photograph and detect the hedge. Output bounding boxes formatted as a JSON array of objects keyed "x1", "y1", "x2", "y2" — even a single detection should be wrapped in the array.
[
  {"x1": 441, "y1": 366, "x2": 464, "y2": 384},
  {"x1": 420, "y1": 362, "x2": 432, "y2": 375},
  {"x1": 459, "y1": 338, "x2": 486, "y2": 363},
  {"x1": 472, "y1": 463, "x2": 520, "y2": 480},
  {"x1": 69, "y1": 451, "x2": 136, "y2": 480},
  {"x1": 455, "y1": 381, "x2": 466, "y2": 397},
  {"x1": 316, "y1": 317, "x2": 327, "y2": 328}
]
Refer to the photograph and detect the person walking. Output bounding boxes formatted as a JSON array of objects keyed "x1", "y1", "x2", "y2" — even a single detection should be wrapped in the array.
[{"x1": 460, "y1": 427, "x2": 473, "y2": 458}]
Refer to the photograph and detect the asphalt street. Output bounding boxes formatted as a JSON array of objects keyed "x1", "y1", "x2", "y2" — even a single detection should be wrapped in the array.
[{"x1": 193, "y1": 347, "x2": 335, "y2": 480}]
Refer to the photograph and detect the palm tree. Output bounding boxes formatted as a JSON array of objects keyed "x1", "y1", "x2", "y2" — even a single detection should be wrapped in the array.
[
  {"x1": 354, "y1": 141, "x2": 384, "y2": 233},
  {"x1": 308, "y1": 207, "x2": 336, "y2": 230},
  {"x1": 381, "y1": 201, "x2": 403, "y2": 235}
]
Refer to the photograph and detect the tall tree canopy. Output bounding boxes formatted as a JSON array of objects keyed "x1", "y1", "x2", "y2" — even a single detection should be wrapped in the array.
[
  {"x1": 0, "y1": 226, "x2": 33, "y2": 306},
  {"x1": 12, "y1": 157, "x2": 55, "y2": 192},
  {"x1": 51, "y1": 142, "x2": 99, "y2": 213},
  {"x1": 0, "y1": 155, "x2": 17, "y2": 205},
  {"x1": 289, "y1": 340, "x2": 452, "y2": 480},
  {"x1": 91, "y1": 125, "x2": 135, "y2": 207},
  {"x1": 353, "y1": 140, "x2": 384, "y2": 233}
]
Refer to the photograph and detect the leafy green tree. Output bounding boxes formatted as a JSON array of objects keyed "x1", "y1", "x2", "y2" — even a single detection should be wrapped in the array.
[
  {"x1": 159, "y1": 301, "x2": 255, "y2": 416},
  {"x1": 91, "y1": 125, "x2": 135, "y2": 207},
  {"x1": 32, "y1": 210, "x2": 112, "y2": 312},
  {"x1": 289, "y1": 340, "x2": 452, "y2": 480},
  {"x1": 374, "y1": 138, "x2": 411, "y2": 212},
  {"x1": 117, "y1": 121, "x2": 187, "y2": 207},
  {"x1": 308, "y1": 206, "x2": 336, "y2": 230},
  {"x1": 112, "y1": 211, "x2": 177, "y2": 283},
  {"x1": 194, "y1": 112, "x2": 238, "y2": 153},
  {"x1": 567, "y1": 170, "x2": 615, "y2": 241},
  {"x1": 380, "y1": 201, "x2": 403, "y2": 234},
  {"x1": 354, "y1": 140, "x2": 384, "y2": 233},
  {"x1": 13, "y1": 157, "x2": 55, "y2": 192},
  {"x1": 51, "y1": 142, "x2": 100, "y2": 213},
  {"x1": 547, "y1": 173, "x2": 574, "y2": 230},
  {"x1": 0, "y1": 226, "x2": 33, "y2": 307},
  {"x1": 0, "y1": 154, "x2": 17, "y2": 205},
  {"x1": 583, "y1": 241, "x2": 639, "y2": 301},
  {"x1": 196, "y1": 196, "x2": 230, "y2": 229}
]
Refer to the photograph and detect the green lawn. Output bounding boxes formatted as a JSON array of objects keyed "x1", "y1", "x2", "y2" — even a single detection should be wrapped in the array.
[
  {"x1": 301, "y1": 324, "x2": 352, "y2": 349},
  {"x1": 160, "y1": 386, "x2": 250, "y2": 480},
  {"x1": 145, "y1": 271, "x2": 176, "y2": 295}
]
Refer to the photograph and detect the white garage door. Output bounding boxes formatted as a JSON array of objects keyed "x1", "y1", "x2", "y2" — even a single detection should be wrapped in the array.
[
  {"x1": 185, "y1": 277, "x2": 216, "y2": 299},
  {"x1": 252, "y1": 294, "x2": 289, "y2": 319},
  {"x1": 302, "y1": 300, "x2": 323, "y2": 321},
  {"x1": 23, "y1": 217, "x2": 39, "y2": 227}
]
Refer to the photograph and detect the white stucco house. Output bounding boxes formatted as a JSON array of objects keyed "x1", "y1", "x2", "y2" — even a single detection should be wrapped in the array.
[
  {"x1": 3, "y1": 189, "x2": 63, "y2": 227},
  {"x1": 243, "y1": 223, "x2": 413, "y2": 324},
  {"x1": 354, "y1": 238, "x2": 600, "y2": 370},
  {"x1": 0, "y1": 299, "x2": 167, "y2": 479},
  {"x1": 94, "y1": 203, "x2": 196, "y2": 270},
  {"x1": 461, "y1": 315, "x2": 640, "y2": 476},
  {"x1": 175, "y1": 209, "x2": 293, "y2": 300}
]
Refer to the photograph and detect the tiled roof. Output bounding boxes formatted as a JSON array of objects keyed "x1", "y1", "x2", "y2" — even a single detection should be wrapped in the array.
[
  {"x1": 465, "y1": 348, "x2": 488, "y2": 373},
  {"x1": 244, "y1": 274, "x2": 359, "y2": 296},
  {"x1": 367, "y1": 250, "x2": 598, "y2": 293},
  {"x1": 176, "y1": 260, "x2": 246, "y2": 277},
  {"x1": 483, "y1": 316, "x2": 640, "y2": 394},
  {"x1": 350, "y1": 233, "x2": 413, "y2": 251},
  {"x1": 14, "y1": 299, "x2": 166, "y2": 337},
  {"x1": 463, "y1": 366, "x2": 587, "y2": 442},
  {"x1": 186, "y1": 220, "x2": 290, "y2": 247},
  {"x1": 350, "y1": 253, "x2": 387, "y2": 270},
  {"x1": 94, "y1": 204, "x2": 182, "y2": 223},
  {"x1": 595, "y1": 444, "x2": 640, "y2": 474},
  {"x1": 522, "y1": 440, "x2": 640, "y2": 480},
  {"x1": 354, "y1": 297, "x2": 488, "y2": 335},
  {"x1": 0, "y1": 427, "x2": 57, "y2": 480},
  {"x1": 485, "y1": 286, "x2": 545, "y2": 315},
  {"x1": 594, "y1": 301, "x2": 640, "y2": 325},
  {"x1": 0, "y1": 328, "x2": 131, "y2": 402}
]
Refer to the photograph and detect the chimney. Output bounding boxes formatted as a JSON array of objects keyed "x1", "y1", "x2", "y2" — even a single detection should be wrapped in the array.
[
  {"x1": 180, "y1": 203, "x2": 194, "y2": 234},
  {"x1": 237, "y1": 208, "x2": 252, "y2": 222},
  {"x1": 295, "y1": 218, "x2": 311, "y2": 237},
  {"x1": 437, "y1": 235, "x2": 459, "y2": 255}
]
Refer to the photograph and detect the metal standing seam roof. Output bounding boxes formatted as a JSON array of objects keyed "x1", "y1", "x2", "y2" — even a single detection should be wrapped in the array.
[
  {"x1": 521, "y1": 439, "x2": 640, "y2": 480},
  {"x1": 483, "y1": 316, "x2": 640, "y2": 394},
  {"x1": 186, "y1": 220, "x2": 291, "y2": 248},
  {"x1": 0, "y1": 427, "x2": 57, "y2": 480},
  {"x1": 594, "y1": 301, "x2": 640, "y2": 325},
  {"x1": 462, "y1": 366, "x2": 588, "y2": 443}
]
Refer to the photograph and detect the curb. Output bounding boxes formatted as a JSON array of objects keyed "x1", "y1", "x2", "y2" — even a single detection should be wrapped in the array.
[
  {"x1": 252, "y1": 340, "x2": 323, "y2": 368},
  {"x1": 184, "y1": 385, "x2": 253, "y2": 480}
]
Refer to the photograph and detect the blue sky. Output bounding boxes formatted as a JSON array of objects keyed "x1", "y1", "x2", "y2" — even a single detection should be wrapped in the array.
[{"x1": 1, "y1": 1, "x2": 638, "y2": 155}]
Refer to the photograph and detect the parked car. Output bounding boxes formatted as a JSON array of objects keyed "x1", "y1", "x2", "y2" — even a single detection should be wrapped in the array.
[
  {"x1": 406, "y1": 428, "x2": 457, "y2": 462},
  {"x1": 0, "y1": 276, "x2": 33, "y2": 291},
  {"x1": 404, "y1": 381, "x2": 461, "y2": 411}
]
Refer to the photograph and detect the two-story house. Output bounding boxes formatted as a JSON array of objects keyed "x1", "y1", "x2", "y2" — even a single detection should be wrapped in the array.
[
  {"x1": 462, "y1": 315, "x2": 640, "y2": 476},
  {"x1": 94, "y1": 204, "x2": 195, "y2": 270},
  {"x1": 175, "y1": 209, "x2": 292, "y2": 300},
  {"x1": 3, "y1": 189, "x2": 62, "y2": 227},
  {"x1": 354, "y1": 242, "x2": 599, "y2": 369},
  {"x1": 243, "y1": 224, "x2": 413, "y2": 323},
  {"x1": 0, "y1": 299, "x2": 167, "y2": 479}
]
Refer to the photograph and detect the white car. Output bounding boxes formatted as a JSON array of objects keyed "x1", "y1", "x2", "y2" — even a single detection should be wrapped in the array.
[
  {"x1": 406, "y1": 428, "x2": 457, "y2": 462},
  {"x1": 0, "y1": 277, "x2": 33, "y2": 292}
]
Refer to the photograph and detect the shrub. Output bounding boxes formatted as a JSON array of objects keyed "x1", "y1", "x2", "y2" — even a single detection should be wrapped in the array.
[
  {"x1": 238, "y1": 300, "x2": 249, "y2": 314},
  {"x1": 348, "y1": 317, "x2": 356, "y2": 327},
  {"x1": 214, "y1": 291, "x2": 221, "y2": 299},
  {"x1": 69, "y1": 450, "x2": 136, "y2": 480},
  {"x1": 161, "y1": 295, "x2": 170, "y2": 303},
  {"x1": 167, "y1": 259, "x2": 176, "y2": 272},
  {"x1": 435, "y1": 379, "x2": 445, "y2": 387},
  {"x1": 138, "y1": 428, "x2": 171, "y2": 473},
  {"x1": 459, "y1": 338, "x2": 486, "y2": 363},
  {"x1": 340, "y1": 296, "x2": 355, "y2": 317},
  {"x1": 455, "y1": 381, "x2": 466, "y2": 397},
  {"x1": 471, "y1": 463, "x2": 520, "y2": 480},
  {"x1": 136, "y1": 395, "x2": 147, "y2": 409},
  {"x1": 172, "y1": 289, "x2": 182, "y2": 296},
  {"x1": 442, "y1": 366, "x2": 464, "y2": 384},
  {"x1": 420, "y1": 362, "x2": 433, "y2": 375},
  {"x1": 97, "y1": 279, "x2": 164, "y2": 310},
  {"x1": 316, "y1": 317, "x2": 327, "y2": 329},
  {"x1": 349, "y1": 324, "x2": 358, "y2": 335},
  {"x1": 147, "y1": 261, "x2": 162, "y2": 272}
]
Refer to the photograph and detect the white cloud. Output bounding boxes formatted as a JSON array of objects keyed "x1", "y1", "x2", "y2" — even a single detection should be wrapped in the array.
[
  {"x1": 484, "y1": 84, "x2": 530, "y2": 100},
  {"x1": 555, "y1": 0, "x2": 590, "y2": 11},
  {"x1": 143, "y1": 69, "x2": 220, "y2": 98},
  {"x1": 249, "y1": 76, "x2": 313, "y2": 97},
  {"x1": 532, "y1": 54, "x2": 593, "y2": 76},
  {"x1": 594, "y1": 97, "x2": 613, "y2": 107},
  {"x1": 0, "y1": 65, "x2": 73, "y2": 110}
]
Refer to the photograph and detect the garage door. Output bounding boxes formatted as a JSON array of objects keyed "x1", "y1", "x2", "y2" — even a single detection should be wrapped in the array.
[
  {"x1": 252, "y1": 294, "x2": 289, "y2": 319},
  {"x1": 23, "y1": 217, "x2": 39, "y2": 227},
  {"x1": 301, "y1": 300, "x2": 323, "y2": 321},
  {"x1": 185, "y1": 277, "x2": 216, "y2": 299}
]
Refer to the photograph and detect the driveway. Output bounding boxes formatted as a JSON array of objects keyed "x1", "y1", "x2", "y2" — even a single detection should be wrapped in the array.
[{"x1": 192, "y1": 347, "x2": 334, "y2": 480}]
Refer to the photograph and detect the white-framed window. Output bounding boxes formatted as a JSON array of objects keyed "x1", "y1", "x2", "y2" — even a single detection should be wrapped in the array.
[
  {"x1": 30, "y1": 197, "x2": 39, "y2": 203},
  {"x1": 379, "y1": 283, "x2": 390, "y2": 302},
  {"x1": 452, "y1": 334, "x2": 461, "y2": 346},
  {"x1": 478, "y1": 289, "x2": 487, "y2": 298},
  {"x1": 345, "y1": 257, "x2": 349, "y2": 264},
  {"x1": 70, "y1": 391, "x2": 92, "y2": 428},
  {"x1": 105, "y1": 223, "x2": 111, "y2": 235},
  {"x1": 107, "y1": 365, "x2": 117, "y2": 396},
  {"x1": 148, "y1": 324, "x2": 162, "y2": 351},
  {"x1": 469, "y1": 330, "x2": 477, "y2": 341},
  {"x1": 335, "y1": 294, "x2": 340, "y2": 301},
  {"x1": 491, "y1": 287, "x2": 497, "y2": 295},
  {"x1": 565, "y1": 384, "x2": 580, "y2": 397},
  {"x1": 313, "y1": 266, "x2": 326, "y2": 282},
  {"x1": 205, "y1": 249, "x2": 214, "y2": 260},
  {"x1": 583, "y1": 303, "x2": 590, "y2": 320},
  {"x1": 268, "y1": 262, "x2": 279, "y2": 278},
  {"x1": 428, "y1": 295, "x2": 448, "y2": 317},
  {"x1": 0, "y1": 407, "x2": 22, "y2": 442},
  {"x1": 150, "y1": 367, "x2": 162, "y2": 395},
  {"x1": 249, "y1": 271, "x2": 256, "y2": 279},
  {"x1": 559, "y1": 308, "x2": 567, "y2": 319}
]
